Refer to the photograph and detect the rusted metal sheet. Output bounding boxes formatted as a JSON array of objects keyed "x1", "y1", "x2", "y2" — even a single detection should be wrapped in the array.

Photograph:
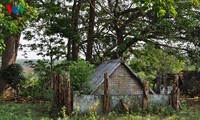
[{"x1": 91, "y1": 59, "x2": 121, "y2": 92}]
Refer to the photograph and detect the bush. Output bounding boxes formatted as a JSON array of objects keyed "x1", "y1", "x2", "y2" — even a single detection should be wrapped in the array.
[
  {"x1": 0, "y1": 63, "x2": 26, "y2": 94},
  {"x1": 19, "y1": 73, "x2": 53, "y2": 100},
  {"x1": 70, "y1": 60, "x2": 94, "y2": 93}
]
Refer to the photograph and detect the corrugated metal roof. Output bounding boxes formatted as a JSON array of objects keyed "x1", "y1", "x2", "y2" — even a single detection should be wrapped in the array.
[{"x1": 90, "y1": 59, "x2": 144, "y2": 94}]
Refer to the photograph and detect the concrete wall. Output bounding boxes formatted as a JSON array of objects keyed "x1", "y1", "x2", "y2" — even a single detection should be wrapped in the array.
[
  {"x1": 148, "y1": 94, "x2": 170, "y2": 106},
  {"x1": 73, "y1": 93, "x2": 103, "y2": 114},
  {"x1": 73, "y1": 92, "x2": 171, "y2": 114}
]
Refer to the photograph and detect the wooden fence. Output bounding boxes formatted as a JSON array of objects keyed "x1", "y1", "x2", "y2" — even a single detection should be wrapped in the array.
[
  {"x1": 52, "y1": 72, "x2": 180, "y2": 115},
  {"x1": 52, "y1": 72, "x2": 71, "y2": 115}
]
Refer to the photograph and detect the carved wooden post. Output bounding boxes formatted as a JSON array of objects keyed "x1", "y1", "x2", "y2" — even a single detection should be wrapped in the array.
[
  {"x1": 172, "y1": 75, "x2": 180, "y2": 111},
  {"x1": 104, "y1": 72, "x2": 110, "y2": 113},
  {"x1": 65, "y1": 72, "x2": 71, "y2": 116},
  {"x1": 142, "y1": 80, "x2": 149, "y2": 110}
]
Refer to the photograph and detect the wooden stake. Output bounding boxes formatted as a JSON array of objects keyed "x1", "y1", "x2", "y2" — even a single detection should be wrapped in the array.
[
  {"x1": 142, "y1": 80, "x2": 148, "y2": 110},
  {"x1": 172, "y1": 75, "x2": 180, "y2": 111},
  {"x1": 65, "y1": 72, "x2": 71, "y2": 115},
  {"x1": 104, "y1": 72, "x2": 110, "y2": 113}
]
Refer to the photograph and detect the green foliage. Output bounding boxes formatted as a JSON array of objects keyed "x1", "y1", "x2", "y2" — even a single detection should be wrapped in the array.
[
  {"x1": 28, "y1": 60, "x2": 52, "y2": 85},
  {"x1": 21, "y1": 85, "x2": 53, "y2": 101},
  {"x1": 0, "y1": 102, "x2": 51, "y2": 120},
  {"x1": 26, "y1": 59, "x2": 69, "y2": 85},
  {"x1": 0, "y1": 98, "x2": 200, "y2": 120},
  {"x1": 0, "y1": 63, "x2": 26, "y2": 93},
  {"x1": 22, "y1": 60, "x2": 57, "y2": 100},
  {"x1": 129, "y1": 44, "x2": 185, "y2": 81},
  {"x1": 0, "y1": 0, "x2": 37, "y2": 54},
  {"x1": 23, "y1": 0, "x2": 77, "y2": 60},
  {"x1": 24, "y1": 59, "x2": 95, "y2": 96},
  {"x1": 19, "y1": 72, "x2": 53, "y2": 100},
  {"x1": 70, "y1": 60, "x2": 94, "y2": 93}
]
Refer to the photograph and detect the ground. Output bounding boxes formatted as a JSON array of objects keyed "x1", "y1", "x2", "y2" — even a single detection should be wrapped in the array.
[
  {"x1": 184, "y1": 96, "x2": 200, "y2": 111},
  {"x1": 0, "y1": 96, "x2": 200, "y2": 120}
]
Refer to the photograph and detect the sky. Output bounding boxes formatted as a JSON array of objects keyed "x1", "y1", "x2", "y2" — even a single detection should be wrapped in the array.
[
  {"x1": 17, "y1": 50, "x2": 43, "y2": 60},
  {"x1": 16, "y1": 34, "x2": 46, "y2": 60}
]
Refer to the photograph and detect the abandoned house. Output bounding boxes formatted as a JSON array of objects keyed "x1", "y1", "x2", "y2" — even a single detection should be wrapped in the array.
[
  {"x1": 72, "y1": 59, "x2": 178, "y2": 114},
  {"x1": 90, "y1": 59, "x2": 154, "y2": 95},
  {"x1": 91, "y1": 59, "x2": 143, "y2": 95},
  {"x1": 50, "y1": 59, "x2": 180, "y2": 114}
]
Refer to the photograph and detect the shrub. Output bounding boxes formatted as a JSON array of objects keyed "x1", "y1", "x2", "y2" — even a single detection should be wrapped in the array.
[
  {"x1": 19, "y1": 73, "x2": 53, "y2": 100},
  {"x1": 70, "y1": 60, "x2": 95, "y2": 93},
  {"x1": 0, "y1": 63, "x2": 26, "y2": 95}
]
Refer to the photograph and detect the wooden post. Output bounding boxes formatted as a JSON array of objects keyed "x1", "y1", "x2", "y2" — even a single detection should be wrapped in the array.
[
  {"x1": 59, "y1": 75, "x2": 64, "y2": 107},
  {"x1": 172, "y1": 75, "x2": 180, "y2": 111},
  {"x1": 52, "y1": 73, "x2": 61, "y2": 113},
  {"x1": 156, "y1": 74, "x2": 162, "y2": 93},
  {"x1": 104, "y1": 72, "x2": 110, "y2": 113},
  {"x1": 56, "y1": 74, "x2": 61, "y2": 109},
  {"x1": 163, "y1": 74, "x2": 167, "y2": 94},
  {"x1": 52, "y1": 72, "x2": 57, "y2": 91},
  {"x1": 142, "y1": 80, "x2": 148, "y2": 110},
  {"x1": 65, "y1": 72, "x2": 71, "y2": 116}
]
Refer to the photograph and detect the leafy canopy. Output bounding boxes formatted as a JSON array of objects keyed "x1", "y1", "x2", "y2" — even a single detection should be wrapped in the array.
[
  {"x1": 0, "y1": 0, "x2": 37, "y2": 54},
  {"x1": 129, "y1": 44, "x2": 185, "y2": 81}
]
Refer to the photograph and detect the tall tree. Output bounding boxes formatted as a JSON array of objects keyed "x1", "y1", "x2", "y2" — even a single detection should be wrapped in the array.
[
  {"x1": 23, "y1": 0, "x2": 75, "y2": 72},
  {"x1": 93, "y1": 0, "x2": 179, "y2": 58},
  {"x1": 84, "y1": 0, "x2": 199, "y2": 63},
  {"x1": 71, "y1": 0, "x2": 82, "y2": 61},
  {"x1": 129, "y1": 44, "x2": 185, "y2": 81},
  {"x1": 86, "y1": 0, "x2": 95, "y2": 62},
  {"x1": 0, "y1": 0, "x2": 37, "y2": 93}
]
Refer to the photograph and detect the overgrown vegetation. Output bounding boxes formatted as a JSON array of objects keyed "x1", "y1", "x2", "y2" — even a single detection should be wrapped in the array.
[
  {"x1": 19, "y1": 75, "x2": 53, "y2": 100},
  {"x1": 0, "y1": 101, "x2": 51, "y2": 120},
  {"x1": 0, "y1": 63, "x2": 26, "y2": 95},
  {"x1": 18, "y1": 59, "x2": 94, "y2": 99},
  {"x1": 129, "y1": 44, "x2": 185, "y2": 82},
  {"x1": 70, "y1": 60, "x2": 94, "y2": 93},
  {"x1": 0, "y1": 0, "x2": 199, "y2": 119},
  {"x1": 0, "y1": 98, "x2": 200, "y2": 120}
]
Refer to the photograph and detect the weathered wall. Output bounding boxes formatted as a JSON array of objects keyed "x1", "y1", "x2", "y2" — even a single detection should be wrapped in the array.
[
  {"x1": 148, "y1": 94, "x2": 170, "y2": 106},
  {"x1": 73, "y1": 92, "x2": 103, "y2": 114},
  {"x1": 73, "y1": 93, "x2": 171, "y2": 114},
  {"x1": 93, "y1": 65, "x2": 143, "y2": 95}
]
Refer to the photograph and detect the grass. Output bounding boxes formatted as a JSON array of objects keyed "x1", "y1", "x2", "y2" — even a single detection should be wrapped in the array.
[
  {"x1": 0, "y1": 97, "x2": 200, "y2": 120},
  {"x1": 0, "y1": 101, "x2": 51, "y2": 120}
]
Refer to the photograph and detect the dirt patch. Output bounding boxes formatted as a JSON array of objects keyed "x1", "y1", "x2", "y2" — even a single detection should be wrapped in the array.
[
  {"x1": 4, "y1": 96, "x2": 47, "y2": 104},
  {"x1": 184, "y1": 97, "x2": 200, "y2": 111}
]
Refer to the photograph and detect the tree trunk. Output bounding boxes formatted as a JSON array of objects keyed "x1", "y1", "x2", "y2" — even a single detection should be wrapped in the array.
[
  {"x1": 0, "y1": 35, "x2": 20, "y2": 94},
  {"x1": 116, "y1": 27, "x2": 124, "y2": 58},
  {"x1": 1, "y1": 36, "x2": 20, "y2": 69},
  {"x1": 112, "y1": 3, "x2": 124, "y2": 58},
  {"x1": 67, "y1": 39, "x2": 71, "y2": 61},
  {"x1": 71, "y1": 0, "x2": 82, "y2": 61},
  {"x1": 86, "y1": 0, "x2": 95, "y2": 62}
]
